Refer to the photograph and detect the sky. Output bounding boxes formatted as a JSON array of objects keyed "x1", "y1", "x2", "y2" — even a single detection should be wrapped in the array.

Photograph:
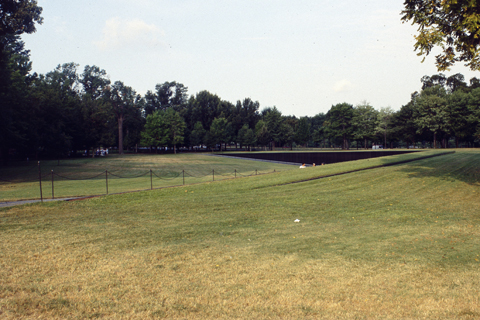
[{"x1": 22, "y1": 0, "x2": 480, "y2": 117}]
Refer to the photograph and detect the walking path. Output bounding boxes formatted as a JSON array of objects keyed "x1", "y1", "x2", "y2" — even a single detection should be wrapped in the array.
[{"x1": 0, "y1": 197, "x2": 82, "y2": 208}]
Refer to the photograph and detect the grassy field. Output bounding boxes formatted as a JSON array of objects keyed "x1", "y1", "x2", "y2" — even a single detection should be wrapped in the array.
[
  {"x1": 0, "y1": 153, "x2": 296, "y2": 201},
  {"x1": 0, "y1": 150, "x2": 479, "y2": 319}
]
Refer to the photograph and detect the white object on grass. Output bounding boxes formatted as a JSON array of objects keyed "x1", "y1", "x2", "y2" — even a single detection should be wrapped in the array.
[{"x1": 294, "y1": 219, "x2": 300, "y2": 223}]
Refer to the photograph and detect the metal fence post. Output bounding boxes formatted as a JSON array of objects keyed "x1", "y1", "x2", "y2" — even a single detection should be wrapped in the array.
[
  {"x1": 213, "y1": 169, "x2": 215, "y2": 181},
  {"x1": 150, "y1": 169, "x2": 153, "y2": 190},
  {"x1": 105, "y1": 169, "x2": 108, "y2": 195},
  {"x1": 51, "y1": 170, "x2": 54, "y2": 199},
  {"x1": 183, "y1": 170, "x2": 185, "y2": 185},
  {"x1": 38, "y1": 161, "x2": 43, "y2": 202},
  {"x1": 256, "y1": 169, "x2": 258, "y2": 175},
  {"x1": 235, "y1": 169, "x2": 237, "y2": 178}
]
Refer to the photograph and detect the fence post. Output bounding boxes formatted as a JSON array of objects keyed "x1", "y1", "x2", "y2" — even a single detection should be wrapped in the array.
[
  {"x1": 183, "y1": 170, "x2": 185, "y2": 185},
  {"x1": 256, "y1": 169, "x2": 258, "y2": 175},
  {"x1": 235, "y1": 169, "x2": 237, "y2": 178},
  {"x1": 213, "y1": 169, "x2": 215, "y2": 181},
  {"x1": 105, "y1": 169, "x2": 108, "y2": 195},
  {"x1": 150, "y1": 169, "x2": 153, "y2": 190},
  {"x1": 51, "y1": 170, "x2": 54, "y2": 199},
  {"x1": 38, "y1": 161, "x2": 43, "y2": 203}
]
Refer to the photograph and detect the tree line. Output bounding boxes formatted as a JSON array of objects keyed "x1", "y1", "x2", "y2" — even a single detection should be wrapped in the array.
[
  {"x1": 4, "y1": 58, "x2": 480, "y2": 161},
  {"x1": 2, "y1": 1, "x2": 480, "y2": 164}
]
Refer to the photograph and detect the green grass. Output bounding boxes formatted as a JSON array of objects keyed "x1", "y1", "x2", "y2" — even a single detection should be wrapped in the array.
[
  {"x1": 0, "y1": 150, "x2": 479, "y2": 319},
  {"x1": 0, "y1": 153, "x2": 296, "y2": 201}
]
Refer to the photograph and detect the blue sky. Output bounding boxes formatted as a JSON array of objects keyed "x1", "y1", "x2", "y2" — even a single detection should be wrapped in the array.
[{"x1": 22, "y1": 0, "x2": 480, "y2": 117}]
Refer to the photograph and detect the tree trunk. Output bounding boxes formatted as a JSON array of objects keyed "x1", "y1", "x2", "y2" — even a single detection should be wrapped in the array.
[{"x1": 118, "y1": 114, "x2": 124, "y2": 154}]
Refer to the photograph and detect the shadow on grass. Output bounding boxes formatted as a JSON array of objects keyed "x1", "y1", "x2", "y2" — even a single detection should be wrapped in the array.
[{"x1": 392, "y1": 150, "x2": 480, "y2": 185}]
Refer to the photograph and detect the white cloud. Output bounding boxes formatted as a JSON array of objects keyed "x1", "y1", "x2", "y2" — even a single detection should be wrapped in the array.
[
  {"x1": 94, "y1": 18, "x2": 166, "y2": 51},
  {"x1": 333, "y1": 79, "x2": 352, "y2": 92}
]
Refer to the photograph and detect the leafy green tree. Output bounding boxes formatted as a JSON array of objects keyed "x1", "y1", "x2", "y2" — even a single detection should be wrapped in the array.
[
  {"x1": 208, "y1": 117, "x2": 230, "y2": 151},
  {"x1": 394, "y1": 96, "x2": 420, "y2": 148},
  {"x1": 189, "y1": 121, "x2": 206, "y2": 149},
  {"x1": 141, "y1": 108, "x2": 185, "y2": 153},
  {"x1": 255, "y1": 120, "x2": 270, "y2": 150},
  {"x1": 0, "y1": 2, "x2": 43, "y2": 160},
  {"x1": 156, "y1": 81, "x2": 188, "y2": 111},
  {"x1": 353, "y1": 102, "x2": 378, "y2": 149},
  {"x1": 230, "y1": 98, "x2": 261, "y2": 142},
  {"x1": 294, "y1": 117, "x2": 310, "y2": 147},
  {"x1": 263, "y1": 107, "x2": 283, "y2": 150},
  {"x1": 309, "y1": 113, "x2": 327, "y2": 147},
  {"x1": 163, "y1": 108, "x2": 186, "y2": 154},
  {"x1": 243, "y1": 127, "x2": 257, "y2": 151},
  {"x1": 0, "y1": 0, "x2": 42, "y2": 64},
  {"x1": 123, "y1": 95, "x2": 145, "y2": 152},
  {"x1": 402, "y1": 0, "x2": 480, "y2": 71},
  {"x1": 421, "y1": 74, "x2": 446, "y2": 90},
  {"x1": 325, "y1": 103, "x2": 355, "y2": 149},
  {"x1": 80, "y1": 65, "x2": 110, "y2": 99},
  {"x1": 78, "y1": 65, "x2": 113, "y2": 155},
  {"x1": 237, "y1": 124, "x2": 249, "y2": 149},
  {"x1": 184, "y1": 90, "x2": 222, "y2": 132},
  {"x1": 414, "y1": 85, "x2": 449, "y2": 148},
  {"x1": 237, "y1": 124, "x2": 257, "y2": 150},
  {"x1": 447, "y1": 89, "x2": 473, "y2": 147},
  {"x1": 141, "y1": 111, "x2": 166, "y2": 152},
  {"x1": 0, "y1": 38, "x2": 35, "y2": 162},
  {"x1": 30, "y1": 63, "x2": 81, "y2": 157},
  {"x1": 446, "y1": 73, "x2": 467, "y2": 93},
  {"x1": 376, "y1": 107, "x2": 395, "y2": 149},
  {"x1": 108, "y1": 81, "x2": 138, "y2": 154},
  {"x1": 467, "y1": 88, "x2": 480, "y2": 144}
]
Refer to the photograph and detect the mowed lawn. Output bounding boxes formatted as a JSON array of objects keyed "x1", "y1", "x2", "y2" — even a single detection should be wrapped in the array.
[
  {"x1": 0, "y1": 153, "x2": 296, "y2": 201},
  {"x1": 0, "y1": 150, "x2": 479, "y2": 319}
]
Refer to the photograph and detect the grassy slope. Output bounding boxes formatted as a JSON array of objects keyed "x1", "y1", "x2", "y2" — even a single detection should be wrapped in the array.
[
  {"x1": 0, "y1": 150, "x2": 479, "y2": 319},
  {"x1": 0, "y1": 153, "x2": 296, "y2": 201}
]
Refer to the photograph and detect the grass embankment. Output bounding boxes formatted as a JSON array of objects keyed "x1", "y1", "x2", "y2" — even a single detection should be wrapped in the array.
[
  {"x1": 0, "y1": 153, "x2": 295, "y2": 201},
  {"x1": 0, "y1": 150, "x2": 479, "y2": 319}
]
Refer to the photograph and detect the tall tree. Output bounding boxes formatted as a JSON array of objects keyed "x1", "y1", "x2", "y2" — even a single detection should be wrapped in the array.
[
  {"x1": 208, "y1": 117, "x2": 230, "y2": 151},
  {"x1": 0, "y1": 0, "x2": 42, "y2": 162},
  {"x1": 163, "y1": 108, "x2": 186, "y2": 154},
  {"x1": 0, "y1": 38, "x2": 34, "y2": 162},
  {"x1": 325, "y1": 103, "x2": 355, "y2": 149},
  {"x1": 402, "y1": 0, "x2": 480, "y2": 71},
  {"x1": 263, "y1": 107, "x2": 283, "y2": 150},
  {"x1": 353, "y1": 102, "x2": 378, "y2": 149},
  {"x1": 141, "y1": 111, "x2": 167, "y2": 152},
  {"x1": 294, "y1": 117, "x2": 310, "y2": 147},
  {"x1": 189, "y1": 121, "x2": 206, "y2": 149},
  {"x1": 467, "y1": 88, "x2": 480, "y2": 144},
  {"x1": 78, "y1": 65, "x2": 113, "y2": 154},
  {"x1": 394, "y1": 96, "x2": 420, "y2": 148},
  {"x1": 108, "y1": 81, "x2": 137, "y2": 154},
  {"x1": 376, "y1": 107, "x2": 395, "y2": 148},
  {"x1": 447, "y1": 89, "x2": 473, "y2": 147},
  {"x1": 414, "y1": 85, "x2": 449, "y2": 148},
  {"x1": 255, "y1": 120, "x2": 270, "y2": 150}
]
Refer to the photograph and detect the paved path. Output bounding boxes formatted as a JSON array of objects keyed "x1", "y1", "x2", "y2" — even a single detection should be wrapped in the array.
[{"x1": 0, "y1": 197, "x2": 81, "y2": 208}]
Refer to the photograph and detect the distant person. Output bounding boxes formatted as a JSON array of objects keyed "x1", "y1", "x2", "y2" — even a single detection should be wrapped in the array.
[{"x1": 299, "y1": 163, "x2": 306, "y2": 168}]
